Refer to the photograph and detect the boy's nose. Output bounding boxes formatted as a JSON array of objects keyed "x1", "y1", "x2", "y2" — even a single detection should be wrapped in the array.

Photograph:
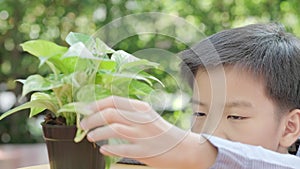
[{"x1": 211, "y1": 119, "x2": 230, "y2": 140}]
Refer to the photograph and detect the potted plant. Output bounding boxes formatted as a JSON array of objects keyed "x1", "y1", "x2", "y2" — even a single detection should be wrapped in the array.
[{"x1": 0, "y1": 32, "x2": 163, "y2": 169}]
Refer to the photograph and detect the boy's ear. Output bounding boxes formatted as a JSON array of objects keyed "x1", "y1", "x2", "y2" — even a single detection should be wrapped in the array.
[{"x1": 280, "y1": 109, "x2": 300, "y2": 148}]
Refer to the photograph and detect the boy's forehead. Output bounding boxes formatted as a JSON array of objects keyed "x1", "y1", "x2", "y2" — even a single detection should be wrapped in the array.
[
  {"x1": 194, "y1": 65, "x2": 264, "y2": 85},
  {"x1": 193, "y1": 66, "x2": 271, "y2": 108}
]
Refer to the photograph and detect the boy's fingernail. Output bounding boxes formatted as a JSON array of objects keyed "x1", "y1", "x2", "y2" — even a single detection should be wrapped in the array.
[{"x1": 87, "y1": 133, "x2": 95, "y2": 142}]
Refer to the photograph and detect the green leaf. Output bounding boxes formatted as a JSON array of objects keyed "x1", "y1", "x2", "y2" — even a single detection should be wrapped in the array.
[
  {"x1": 48, "y1": 56, "x2": 78, "y2": 74},
  {"x1": 129, "y1": 80, "x2": 154, "y2": 97},
  {"x1": 51, "y1": 84, "x2": 73, "y2": 106},
  {"x1": 0, "y1": 100, "x2": 58, "y2": 120},
  {"x1": 44, "y1": 60, "x2": 61, "y2": 76},
  {"x1": 65, "y1": 33, "x2": 115, "y2": 58},
  {"x1": 75, "y1": 85, "x2": 97, "y2": 102},
  {"x1": 29, "y1": 92, "x2": 55, "y2": 117},
  {"x1": 113, "y1": 73, "x2": 153, "y2": 86},
  {"x1": 119, "y1": 59, "x2": 159, "y2": 72},
  {"x1": 63, "y1": 42, "x2": 96, "y2": 59},
  {"x1": 18, "y1": 74, "x2": 62, "y2": 97},
  {"x1": 139, "y1": 72, "x2": 165, "y2": 87},
  {"x1": 99, "y1": 72, "x2": 155, "y2": 97},
  {"x1": 111, "y1": 50, "x2": 139, "y2": 71},
  {"x1": 21, "y1": 40, "x2": 68, "y2": 74},
  {"x1": 62, "y1": 72, "x2": 89, "y2": 88},
  {"x1": 99, "y1": 59, "x2": 116, "y2": 72},
  {"x1": 57, "y1": 102, "x2": 80, "y2": 114},
  {"x1": 65, "y1": 32, "x2": 93, "y2": 46},
  {"x1": 95, "y1": 38, "x2": 115, "y2": 54},
  {"x1": 76, "y1": 84, "x2": 112, "y2": 102},
  {"x1": 20, "y1": 40, "x2": 68, "y2": 61},
  {"x1": 57, "y1": 102, "x2": 94, "y2": 116},
  {"x1": 76, "y1": 58, "x2": 101, "y2": 75},
  {"x1": 64, "y1": 32, "x2": 102, "y2": 61}
]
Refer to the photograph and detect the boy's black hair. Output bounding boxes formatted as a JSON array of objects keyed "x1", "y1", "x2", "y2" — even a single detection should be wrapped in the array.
[{"x1": 180, "y1": 23, "x2": 300, "y2": 112}]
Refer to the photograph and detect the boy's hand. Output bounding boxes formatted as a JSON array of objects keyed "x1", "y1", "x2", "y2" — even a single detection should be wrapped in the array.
[{"x1": 80, "y1": 96, "x2": 216, "y2": 169}]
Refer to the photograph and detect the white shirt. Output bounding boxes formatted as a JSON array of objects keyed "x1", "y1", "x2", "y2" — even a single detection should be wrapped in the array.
[{"x1": 202, "y1": 135, "x2": 300, "y2": 169}]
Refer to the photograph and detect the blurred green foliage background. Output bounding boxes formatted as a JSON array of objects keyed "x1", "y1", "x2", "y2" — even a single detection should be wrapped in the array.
[{"x1": 1, "y1": 0, "x2": 300, "y2": 143}]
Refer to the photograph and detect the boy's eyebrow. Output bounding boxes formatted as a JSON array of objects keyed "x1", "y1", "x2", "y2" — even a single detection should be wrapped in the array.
[
  {"x1": 225, "y1": 101, "x2": 253, "y2": 108},
  {"x1": 191, "y1": 99, "x2": 207, "y2": 107},
  {"x1": 191, "y1": 99, "x2": 253, "y2": 108}
]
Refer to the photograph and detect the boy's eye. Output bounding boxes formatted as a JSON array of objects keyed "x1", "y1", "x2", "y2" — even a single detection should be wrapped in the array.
[
  {"x1": 193, "y1": 112, "x2": 207, "y2": 117},
  {"x1": 227, "y1": 115, "x2": 246, "y2": 120}
]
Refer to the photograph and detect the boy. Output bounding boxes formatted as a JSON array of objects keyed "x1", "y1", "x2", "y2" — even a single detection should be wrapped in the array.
[{"x1": 80, "y1": 23, "x2": 300, "y2": 168}]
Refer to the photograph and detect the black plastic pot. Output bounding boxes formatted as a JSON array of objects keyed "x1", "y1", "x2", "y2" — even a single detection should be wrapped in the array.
[{"x1": 42, "y1": 124, "x2": 105, "y2": 169}]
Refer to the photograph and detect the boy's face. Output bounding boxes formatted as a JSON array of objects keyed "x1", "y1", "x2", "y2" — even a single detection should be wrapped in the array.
[{"x1": 191, "y1": 66, "x2": 286, "y2": 152}]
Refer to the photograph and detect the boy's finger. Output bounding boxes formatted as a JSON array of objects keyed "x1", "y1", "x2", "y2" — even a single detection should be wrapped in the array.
[
  {"x1": 86, "y1": 96, "x2": 151, "y2": 113},
  {"x1": 80, "y1": 108, "x2": 130, "y2": 130},
  {"x1": 100, "y1": 144, "x2": 146, "y2": 159},
  {"x1": 87, "y1": 124, "x2": 135, "y2": 142}
]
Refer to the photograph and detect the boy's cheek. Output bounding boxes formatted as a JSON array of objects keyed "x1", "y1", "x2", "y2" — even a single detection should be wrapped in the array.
[{"x1": 191, "y1": 117, "x2": 205, "y2": 133}]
